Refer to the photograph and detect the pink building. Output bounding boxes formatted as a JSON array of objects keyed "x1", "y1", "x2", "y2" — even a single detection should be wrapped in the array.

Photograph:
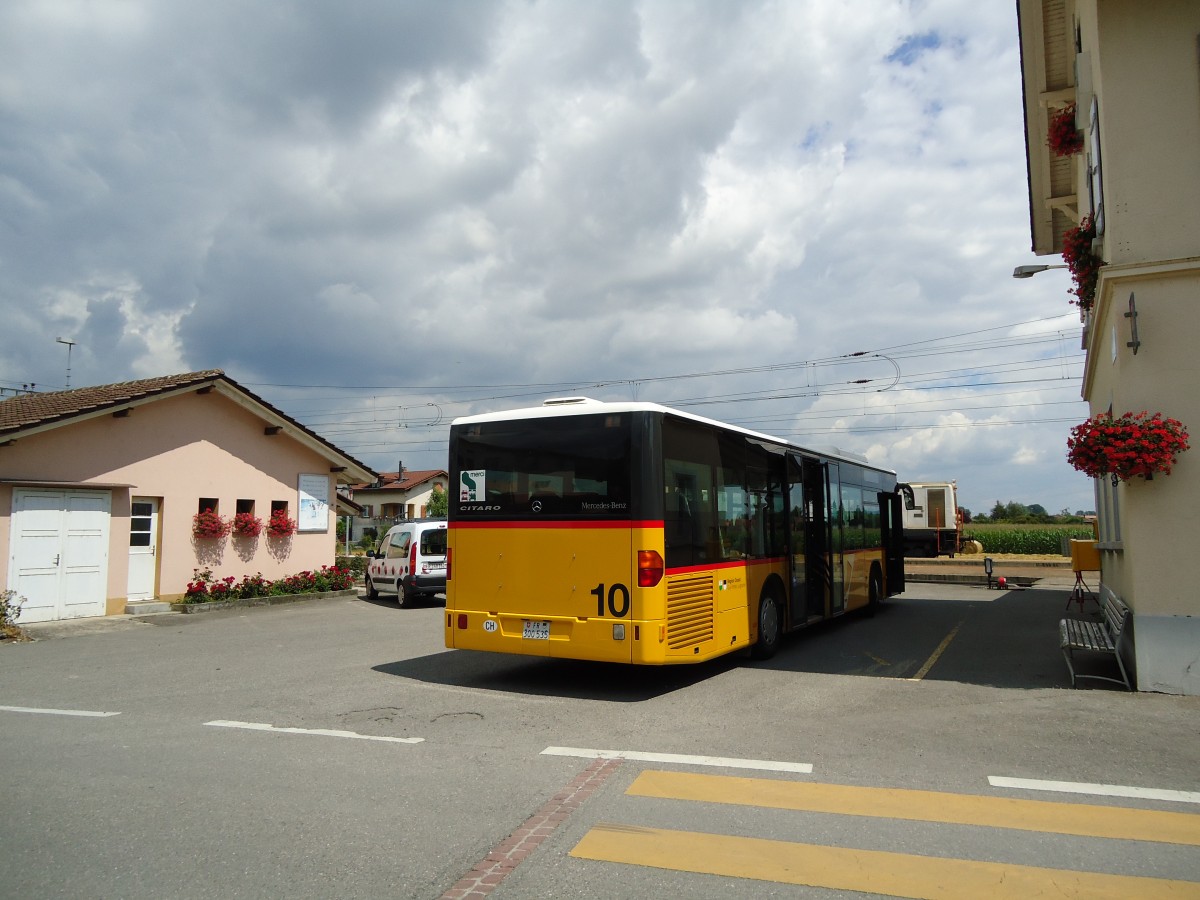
[{"x1": 1, "y1": 371, "x2": 375, "y2": 622}]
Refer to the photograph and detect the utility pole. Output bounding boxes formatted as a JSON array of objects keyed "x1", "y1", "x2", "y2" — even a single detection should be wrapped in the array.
[{"x1": 55, "y1": 337, "x2": 76, "y2": 388}]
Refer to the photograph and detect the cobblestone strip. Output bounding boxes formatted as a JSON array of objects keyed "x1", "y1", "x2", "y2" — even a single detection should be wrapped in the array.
[{"x1": 440, "y1": 756, "x2": 623, "y2": 899}]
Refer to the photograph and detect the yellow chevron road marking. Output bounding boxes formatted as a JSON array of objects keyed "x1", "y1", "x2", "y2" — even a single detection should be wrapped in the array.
[
  {"x1": 627, "y1": 770, "x2": 1200, "y2": 846},
  {"x1": 571, "y1": 824, "x2": 1200, "y2": 899}
]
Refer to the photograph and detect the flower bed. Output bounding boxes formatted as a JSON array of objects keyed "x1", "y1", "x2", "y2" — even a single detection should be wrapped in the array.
[
  {"x1": 181, "y1": 565, "x2": 355, "y2": 604},
  {"x1": 1067, "y1": 411, "x2": 1190, "y2": 483},
  {"x1": 170, "y1": 587, "x2": 356, "y2": 614}
]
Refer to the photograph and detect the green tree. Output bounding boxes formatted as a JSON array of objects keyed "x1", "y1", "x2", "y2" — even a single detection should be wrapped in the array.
[
  {"x1": 426, "y1": 486, "x2": 448, "y2": 518},
  {"x1": 1004, "y1": 501, "x2": 1029, "y2": 521}
]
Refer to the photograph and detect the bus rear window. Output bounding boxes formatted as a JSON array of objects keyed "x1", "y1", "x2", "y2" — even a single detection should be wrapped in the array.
[{"x1": 452, "y1": 414, "x2": 633, "y2": 519}]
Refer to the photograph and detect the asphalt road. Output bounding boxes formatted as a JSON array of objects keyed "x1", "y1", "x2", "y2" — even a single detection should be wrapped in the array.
[{"x1": 3, "y1": 585, "x2": 1198, "y2": 898}]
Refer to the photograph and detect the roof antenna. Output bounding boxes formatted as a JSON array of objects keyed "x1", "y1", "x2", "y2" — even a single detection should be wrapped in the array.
[{"x1": 56, "y1": 337, "x2": 76, "y2": 388}]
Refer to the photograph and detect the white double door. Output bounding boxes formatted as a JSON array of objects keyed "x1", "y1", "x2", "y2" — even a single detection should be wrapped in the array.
[{"x1": 8, "y1": 488, "x2": 110, "y2": 623}]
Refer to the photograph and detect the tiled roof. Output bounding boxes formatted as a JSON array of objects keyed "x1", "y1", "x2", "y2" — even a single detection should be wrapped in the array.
[
  {"x1": 353, "y1": 469, "x2": 447, "y2": 491},
  {"x1": 0, "y1": 370, "x2": 226, "y2": 434},
  {"x1": 0, "y1": 369, "x2": 377, "y2": 482}
]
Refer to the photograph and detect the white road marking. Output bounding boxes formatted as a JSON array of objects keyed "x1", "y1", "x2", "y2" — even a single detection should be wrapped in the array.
[
  {"x1": 205, "y1": 720, "x2": 424, "y2": 744},
  {"x1": 989, "y1": 775, "x2": 1200, "y2": 804},
  {"x1": 541, "y1": 746, "x2": 812, "y2": 773},
  {"x1": 0, "y1": 704, "x2": 121, "y2": 718}
]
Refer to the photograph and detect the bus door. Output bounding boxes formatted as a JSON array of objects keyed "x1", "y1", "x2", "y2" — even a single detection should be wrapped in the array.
[
  {"x1": 826, "y1": 462, "x2": 844, "y2": 616},
  {"x1": 787, "y1": 454, "x2": 832, "y2": 624},
  {"x1": 881, "y1": 490, "x2": 906, "y2": 595}
]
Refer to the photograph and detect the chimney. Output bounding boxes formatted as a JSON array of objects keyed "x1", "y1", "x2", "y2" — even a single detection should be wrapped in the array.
[{"x1": 397, "y1": 460, "x2": 404, "y2": 478}]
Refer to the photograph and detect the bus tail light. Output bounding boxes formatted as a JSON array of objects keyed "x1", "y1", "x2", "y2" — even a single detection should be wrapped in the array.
[
  {"x1": 446, "y1": 548, "x2": 452, "y2": 580},
  {"x1": 637, "y1": 550, "x2": 664, "y2": 587}
]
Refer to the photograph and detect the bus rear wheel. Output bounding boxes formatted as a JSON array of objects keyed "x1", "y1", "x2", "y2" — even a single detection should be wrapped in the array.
[
  {"x1": 867, "y1": 565, "x2": 883, "y2": 616},
  {"x1": 751, "y1": 591, "x2": 782, "y2": 660}
]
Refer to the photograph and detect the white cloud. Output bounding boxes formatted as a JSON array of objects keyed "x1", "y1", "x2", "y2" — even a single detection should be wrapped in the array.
[{"x1": 0, "y1": 0, "x2": 1094, "y2": 511}]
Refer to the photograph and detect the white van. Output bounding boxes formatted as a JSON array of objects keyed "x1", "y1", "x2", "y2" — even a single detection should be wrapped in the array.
[{"x1": 365, "y1": 518, "x2": 448, "y2": 607}]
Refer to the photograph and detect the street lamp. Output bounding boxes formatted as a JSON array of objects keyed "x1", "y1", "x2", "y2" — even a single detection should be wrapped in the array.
[{"x1": 1012, "y1": 264, "x2": 1068, "y2": 279}]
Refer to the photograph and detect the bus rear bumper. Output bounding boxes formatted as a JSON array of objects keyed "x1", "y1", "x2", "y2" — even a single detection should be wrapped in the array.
[{"x1": 444, "y1": 609, "x2": 751, "y2": 665}]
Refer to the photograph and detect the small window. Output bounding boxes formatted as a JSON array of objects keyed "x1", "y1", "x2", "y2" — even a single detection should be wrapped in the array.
[
  {"x1": 271, "y1": 500, "x2": 288, "y2": 516},
  {"x1": 236, "y1": 498, "x2": 255, "y2": 515},
  {"x1": 130, "y1": 504, "x2": 153, "y2": 547},
  {"x1": 386, "y1": 532, "x2": 411, "y2": 559},
  {"x1": 420, "y1": 529, "x2": 448, "y2": 555},
  {"x1": 199, "y1": 498, "x2": 219, "y2": 515}
]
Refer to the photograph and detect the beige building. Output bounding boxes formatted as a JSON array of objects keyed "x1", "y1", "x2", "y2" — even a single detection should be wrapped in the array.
[
  {"x1": 350, "y1": 467, "x2": 448, "y2": 538},
  {"x1": 1018, "y1": 0, "x2": 1200, "y2": 693},
  {"x1": 1, "y1": 371, "x2": 375, "y2": 622}
]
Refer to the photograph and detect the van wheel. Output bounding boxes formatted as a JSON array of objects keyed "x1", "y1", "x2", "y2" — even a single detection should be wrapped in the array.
[
  {"x1": 365, "y1": 575, "x2": 379, "y2": 601},
  {"x1": 750, "y1": 590, "x2": 782, "y2": 660},
  {"x1": 400, "y1": 584, "x2": 419, "y2": 608}
]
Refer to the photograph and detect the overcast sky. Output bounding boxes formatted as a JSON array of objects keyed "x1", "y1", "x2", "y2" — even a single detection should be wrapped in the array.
[{"x1": 0, "y1": 0, "x2": 1093, "y2": 515}]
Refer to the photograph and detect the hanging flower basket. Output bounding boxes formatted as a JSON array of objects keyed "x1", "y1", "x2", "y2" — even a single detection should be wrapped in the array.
[
  {"x1": 1062, "y1": 216, "x2": 1101, "y2": 311},
  {"x1": 1067, "y1": 411, "x2": 1190, "y2": 483},
  {"x1": 1048, "y1": 104, "x2": 1083, "y2": 157},
  {"x1": 193, "y1": 508, "x2": 230, "y2": 539},
  {"x1": 231, "y1": 512, "x2": 263, "y2": 538},
  {"x1": 266, "y1": 508, "x2": 297, "y2": 538}
]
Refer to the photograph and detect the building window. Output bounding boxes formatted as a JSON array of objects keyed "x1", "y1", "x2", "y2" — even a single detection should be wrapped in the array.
[
  {"x1": 1095, "y1": 477, "x2": 1122, "y2": 547},
  {"x1": 198, "y1": 497, "x2": 219, "y2": 515},
  {"x1": 236, "y1": 498, "x2": 255, "y2": 516},
  {"x1": 1088, "y1": 95, "x2": 1104, "y2": 235}
]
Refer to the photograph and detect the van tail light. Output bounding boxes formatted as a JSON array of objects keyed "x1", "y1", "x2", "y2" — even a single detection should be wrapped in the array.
[
  {"x1": 637, "y1": 550, "x2": 664, "y2": 587},
  {"x1": 410, "y1": 541, "x2": 418, "y2": 574}
]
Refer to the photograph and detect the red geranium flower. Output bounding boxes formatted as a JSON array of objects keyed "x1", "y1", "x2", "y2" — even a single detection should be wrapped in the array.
[{"x1": 1068, "y1": 411, "x2": 1190, "y2": 482}]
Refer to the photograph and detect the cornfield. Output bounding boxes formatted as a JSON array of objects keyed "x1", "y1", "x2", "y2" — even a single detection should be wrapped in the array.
[{"x1": 963, "y1": 524, "x2": 1095, "y2": 555}]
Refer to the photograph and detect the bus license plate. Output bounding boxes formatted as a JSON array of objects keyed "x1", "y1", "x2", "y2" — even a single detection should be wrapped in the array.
[{"x1": 522, "y1": 620, "x2": 550, "y2": 640}]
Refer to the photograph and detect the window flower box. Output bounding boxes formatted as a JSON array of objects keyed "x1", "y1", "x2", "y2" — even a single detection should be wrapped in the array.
[
  {"x1": 266, "y1": 508, "x2": 297, "y2": 538},
  {"x1": 1067, "y1": 411, "x2": 1190, "y2": 484},
  {"x1": 1062, "y1": 216, "x2": 1101, "y2": 311},
  {"x1": 192, "y1": 508, "x2": 230, "y2": 539},
  {"x1": 231, "y1": 512, "x2": 263, "y2": 538},
  {"x1": 1048, "y1": 103, "x2": 1083, "y2": 157}
]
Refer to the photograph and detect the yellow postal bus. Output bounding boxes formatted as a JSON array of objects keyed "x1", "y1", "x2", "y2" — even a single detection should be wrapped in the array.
[{"x1": 445, "y1": 398, "x2": 905, "y2": 664}]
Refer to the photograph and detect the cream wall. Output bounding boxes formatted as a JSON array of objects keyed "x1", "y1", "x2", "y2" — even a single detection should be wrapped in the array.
[
  {"x1": 1089, "y1": 1, "x2": 1200, "y2": 265},
  {"x1": 2, "y1": 390, "x2": 343, "y2": 608},
  {"x1": 1072, "y1": 0, "x2": 1200, "y2": 692}
]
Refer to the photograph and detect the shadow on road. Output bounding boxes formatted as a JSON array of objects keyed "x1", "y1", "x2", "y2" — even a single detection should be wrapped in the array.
[
  {"x1": 373, "y1": 650, "x2": 738, "y2": 702},
  {"x1": 758, "y1": 588, "x2": 1092, "y2": 690},
  {"x1": 375, "y1": 588, "x2": 1100, "y2": 698}
]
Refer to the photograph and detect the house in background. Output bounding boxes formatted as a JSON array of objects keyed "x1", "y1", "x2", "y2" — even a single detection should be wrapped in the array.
[
  {"x1": 349, "y1": 465, "x2": 448, "y2": 540},
  {"x1": 1, "y1": 370, "x2": 376, "y2": 623},
  {"x1": 1017, "y1": 0, "x2": 1200, "y2": 693}
]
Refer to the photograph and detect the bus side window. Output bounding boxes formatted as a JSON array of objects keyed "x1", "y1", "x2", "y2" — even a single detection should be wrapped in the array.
[{"x1": 665, "y1": 470, "x2": 707, "y2": 567}]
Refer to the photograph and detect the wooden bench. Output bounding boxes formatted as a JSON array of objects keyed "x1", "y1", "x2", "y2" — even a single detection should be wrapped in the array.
[{"x1": 1060, "y1": 589, "x2": 1133, "y2": 690}]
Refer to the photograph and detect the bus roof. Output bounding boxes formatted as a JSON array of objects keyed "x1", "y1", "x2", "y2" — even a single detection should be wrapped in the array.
[{"x1": 450, "y1": 397, "x2": 895, "y2": 475}]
